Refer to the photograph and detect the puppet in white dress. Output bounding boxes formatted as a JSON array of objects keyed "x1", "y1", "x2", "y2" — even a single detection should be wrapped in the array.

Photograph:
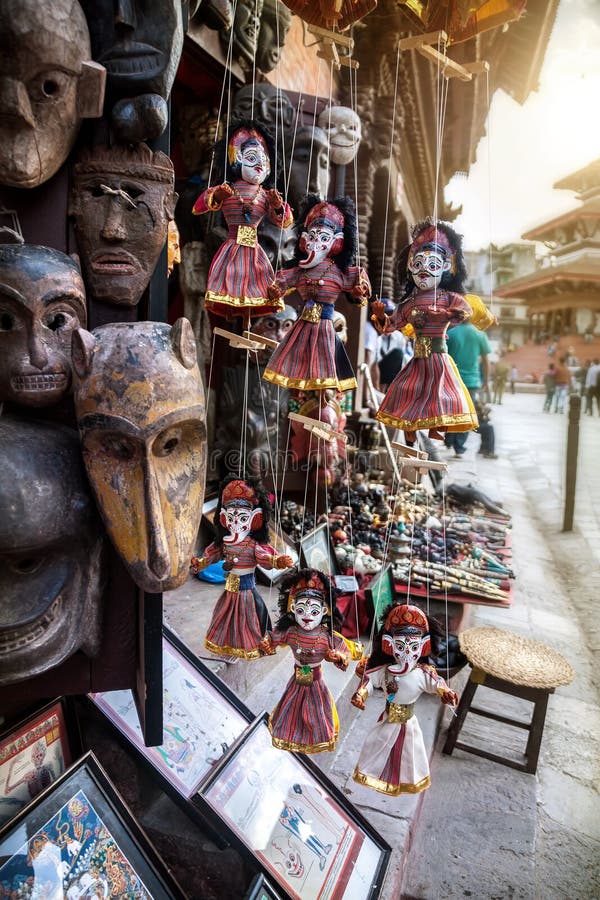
[{"x1": 351, "y1": 603, "x2": 457, "y2": 795}]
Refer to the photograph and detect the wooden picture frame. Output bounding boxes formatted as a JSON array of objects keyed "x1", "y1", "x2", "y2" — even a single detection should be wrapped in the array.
[
  {"x1": 199, "y1": 714, "x2": 391, "y2": 900},
  {"x1": 300, "y1": 523, "x2": 339, "y2": 578},
  {"x1": 89, "y1": 627, "x2": 254, "y2": 800},
  {"x1": 0, "y1": 698, "x2": 80, "y2": 829},
  {"x1": 0, "y1": 751, "x2": 186, "y2": 898},
  {"x1": 365, "y1": 564, "x2": 396, "y2": 631}
]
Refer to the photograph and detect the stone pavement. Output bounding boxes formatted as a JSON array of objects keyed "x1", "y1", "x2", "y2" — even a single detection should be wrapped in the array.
[
  {"x1": 401, "y1": 392, "x2": 600, "y2": 900},
  {"x1": 164, "y1": 391, "x2": 600, "y2": 899}
]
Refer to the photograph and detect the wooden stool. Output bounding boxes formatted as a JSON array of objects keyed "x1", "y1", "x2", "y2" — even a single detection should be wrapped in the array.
[{"x1": 443, "y1": 626, "x2": 575, "y2": 775}]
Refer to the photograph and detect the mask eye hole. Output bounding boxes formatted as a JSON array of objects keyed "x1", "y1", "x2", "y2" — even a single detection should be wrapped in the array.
[
  {"x1": 11, "y1": 557, "x2": 43, "y2": 575},
  {"x1": 0, "y1": 312, "x2": 14, "y2": 331},
  {"x1": 101, "y1": 435, "x2": 137, "y2": 461},
  {"x1": 42, "y1": 79, "x2": 59, "y2": 97},
  {"x1": 154, "y1": 428, "x2": 183, "y2": 458}
]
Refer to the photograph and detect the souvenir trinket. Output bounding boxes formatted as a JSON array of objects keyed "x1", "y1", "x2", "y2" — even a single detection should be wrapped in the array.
[{"x1": 192, "y1": 476, "x2": 294, "y2": 659}]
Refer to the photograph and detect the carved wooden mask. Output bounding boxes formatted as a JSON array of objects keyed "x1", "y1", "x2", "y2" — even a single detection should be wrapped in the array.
[
  {"x1": 70, "y1": 144, "x2": 176, "y2": 307},
  {"x1": 256, "y1": 0, "x2": 292, "y2": 73},
  {"x1": 0, "y1": 416, "x2": 105, "y2": 686},
  {"x1": 72, "y1": 319, "x2": 207, "y2": 593},
  {"x1": 0, "y1": 0, "x2": 105, "y2": 189},
  {"x1": 79, "y1": 0, "x2": 184, "y2": 100},
  {"x1": 0, "y1": 243, "x2": 86, "y2": 408}
]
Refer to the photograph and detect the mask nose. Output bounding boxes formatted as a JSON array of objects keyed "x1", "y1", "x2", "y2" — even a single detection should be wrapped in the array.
[
  {"x1": 101, "y1": 199, "x2": 127, "y2": 242},
  {"x1": 0, "y1": 77, "x2": 35, "y2": 127},
  {"x1": 143, "y1": 455, "x2": 170, "y2": 581}
]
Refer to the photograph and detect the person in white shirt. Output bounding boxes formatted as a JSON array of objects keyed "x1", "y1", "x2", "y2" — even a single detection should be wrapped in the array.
[{"x1": 584, "y1": 358, "x2": 600, "y2": 415}]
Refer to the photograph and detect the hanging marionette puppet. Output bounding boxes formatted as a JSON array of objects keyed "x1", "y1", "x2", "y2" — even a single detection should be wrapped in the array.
[
  {"x1": 263, "y1": 195, "x2": 371, "y2": 400},
  {"x1": 261, "y1": 568, "x2": 351, "y2": 753},
  {"x1": 351, "y1": 603, "x2": 457, "y2": 796},
  {"x1": 192, "y1": 120, "x2": 293, "y2": 326},
  {"x1": 190, "y1": 476, "x2": 294, "y2": 659},
  {"x1": 371, "y1": 220, "x2": 478, "y2": 443}
]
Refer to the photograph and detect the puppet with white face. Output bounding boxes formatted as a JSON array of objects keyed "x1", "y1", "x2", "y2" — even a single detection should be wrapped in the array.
[
  {"x1": 192, "y1": 120, "x2": 293, "y2": 326},
  {"x1": 351, "y1": 603, "x2": 457, "y2": 796},
  {"x1": 191, "y1": 476, "x2": 293, "y2": 659},
  {"x1": 263, "y1": 195, "x2": 371, "y2": 401},
  {"x1": 371, "y1": 220, "x2": 478, "y2": 443},
  {"x1": 261, "y1": 569, "x2": 350, "y2": 753}
]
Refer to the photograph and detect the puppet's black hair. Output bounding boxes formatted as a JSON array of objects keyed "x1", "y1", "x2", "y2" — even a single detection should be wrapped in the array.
[
  {"x1": 288, "y1": 194, "x2": 361, "y2": 290},
  {"x1": 212, "y1": 474, "x2": 271, "y2": 547},
  {"x1": 212, "y1": 118, "x2": 279, "y2": 190},
  {"x1": 397, "y1": 219, "x2": 468, "y2": 302},
  {"x1": 275, "y1": 567, "x2": 343, "y2": 631}
]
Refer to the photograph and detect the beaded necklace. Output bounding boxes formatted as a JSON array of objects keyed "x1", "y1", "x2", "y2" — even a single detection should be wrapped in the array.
[{"x1": 231, "y1": 183, "x2": 263, "y2": 222}]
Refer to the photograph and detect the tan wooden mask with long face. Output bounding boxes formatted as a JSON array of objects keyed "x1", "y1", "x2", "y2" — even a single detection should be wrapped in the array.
[{"x1": 72, "y1": 319, "x2": 207, "y2": 593}]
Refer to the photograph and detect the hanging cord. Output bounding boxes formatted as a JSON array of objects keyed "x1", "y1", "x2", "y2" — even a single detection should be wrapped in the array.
[
  {"x1": 206, "y1": 0, "x2": 239, "y2": 189},
  {"x1": 350, "y1": 62, "x2": 361, "y2": 270},
  {"x1": 432, "y1": 32, "x2": 450, "y2": 311},
  {"x1": 378, "y1": 39, "x2": 401, "y2": 302},
  {"x1": 404, "y1": 467, "x2": 420, "y2": 603},
  {"x1": 485, "y1": 67, "x2": 495, "y2": 314},
  {"x1": 441, "y1": 478, "x2": 450, "y2": 684},
  {"x1": 306, "y1": 57, "x2": 324, "y2": 195},
  {"x1": 324, "y1": 57, "x2": 335, "y2": 178},
  {"x1": 238, "y1": 347, "x2": 251, "y2": 479},
  {"x1": 251, "y1": 0, "x2": 258, "y2": 115},
  {"x1": 342, "y1": 442, "x2": 360, "y2": 643},
  {"x1": 300, "y1": 427, "x2": 314, "y2": 538}
]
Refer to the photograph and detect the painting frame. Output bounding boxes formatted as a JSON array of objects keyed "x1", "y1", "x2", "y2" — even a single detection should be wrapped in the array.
[
  {"x1": 0, "y1": 750, "x2": 186, "y2": 899},
  {"x1": 199, "y1": 713, "x2": 391, "y2": 900},
  {"x1": 299, "y1": 522, "x2": 339, "y2": 578},
  {"x1": 0, "y1": 697, "x2": 80, "y2": 830},
  {"x1": 88, "y1": 627, "x2": 255, "y2": 802}
]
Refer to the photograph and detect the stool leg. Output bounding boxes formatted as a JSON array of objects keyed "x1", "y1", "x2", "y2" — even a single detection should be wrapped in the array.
[
  {"x1": 524, "y1": 691, "x2": 549, "y2": 774},
  {"x1": 442, "y1": 675, "x2": 478, "y2": 756}
]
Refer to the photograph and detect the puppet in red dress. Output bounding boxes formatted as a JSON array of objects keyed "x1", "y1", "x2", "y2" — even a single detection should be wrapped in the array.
[
  {"x1": 261, "y1": 569, "x2": 350, "y2": 753},
  {"x1": 191, "y1": 476, "x2": 293, "y2": 659},
  {"x1": 371, "y1": 221, "x2": 478, "y2": 442},
  {"x1": 192, "y1": 121, "x2": 293, "y2": 326},
  {"x1": 351, "y1": 603, "x2": 457, "y2": 795},
  {"x1": 263, "y1": 196, "x2": 371, "y2": 398}
]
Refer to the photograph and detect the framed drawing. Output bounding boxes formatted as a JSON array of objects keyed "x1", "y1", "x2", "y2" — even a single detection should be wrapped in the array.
[
  {"x1": 300, "y1": 523, "x2": 338, "y2": 577},
  {"x1": 0, "y1": 751, "x2": 186, "y2": 898},
  {"x1": 365, "y1": 564, "x2": 396, "y2": 631},
  {"x1": 200, "y1": 714, "x2": 390, "y2": 900},
  {"x1": 256, "y1": 525, "x2": 299, "y2": 586},
  {"x1": 89, "y1": 627, "x2": 254, "y2": 799},
  {"x1": 0, "y1": 698, "x2": 79, "y2": 829}
]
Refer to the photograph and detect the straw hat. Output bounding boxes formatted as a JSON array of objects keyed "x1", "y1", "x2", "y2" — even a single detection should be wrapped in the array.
[{"x1": 459, "y1": 626, "x2": 575, "y2": 690}]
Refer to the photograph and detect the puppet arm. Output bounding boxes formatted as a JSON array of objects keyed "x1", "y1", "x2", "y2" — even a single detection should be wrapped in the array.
[
  {"x1": 265, "y1": 189, "x2": 293, "y2": 228},
  {"x1": 420, "y1": 663, "x2": 458, "y2": 706},
  {"x1": 192, "y1": 183, "x2": 233, "y2": 215}
]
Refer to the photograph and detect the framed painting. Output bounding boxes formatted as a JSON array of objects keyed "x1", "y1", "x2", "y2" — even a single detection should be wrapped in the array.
[
  {"x1": 89, "y1": 627, "x2": 254, "y2": 799},
  {"x1": 256, "y1": 525, "x2": 300, "y2": 586},
  {"x1": 0, "y1": 751, "x2": 186, "y2": 898},
  {"x1": 300, "y1": 523, "x2": 338, "y2": 578},
  {"x1": 365, "y1": 564, "x2": 396, "y2": 631},
  {"x1": 0, "y1": 698, "x2": 79, "y2": 829},
  {"x1": 199, "y1": 714, "x2": 390, "y2": 900}
]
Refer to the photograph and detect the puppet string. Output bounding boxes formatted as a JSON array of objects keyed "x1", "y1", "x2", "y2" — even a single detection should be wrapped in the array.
[{"x1": 378, "y1": 38, "x2": 401, "y2": 302}]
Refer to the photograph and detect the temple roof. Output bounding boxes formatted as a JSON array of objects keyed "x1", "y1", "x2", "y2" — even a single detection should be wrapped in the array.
[
  {"x1": 554, "y1": 158, "x2": 600, "y2": 196},
  {"x1": 495, "y1": 255, "x2": 600, "y2": 300}
]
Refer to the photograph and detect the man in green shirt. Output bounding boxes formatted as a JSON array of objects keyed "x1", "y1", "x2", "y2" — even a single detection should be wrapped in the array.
[{"x1": 445, "y1": 322, "x2": 492, "y2": 457}]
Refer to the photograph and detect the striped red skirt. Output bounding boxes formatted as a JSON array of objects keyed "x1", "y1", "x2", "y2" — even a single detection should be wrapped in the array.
[
  {"x1": 263, "y1": 318, "x2": 356, "y2": 391},
  {"x1": 269, "y1": 665, "x2": 339, "y2": 753},
  {"x1": 376, "y1": 353, "x2": 478, "y2": 433},
  {"x1": 205, "y1": 239, "x2": 283, "y2": 318},
  {"x1": 205, "y1": 585, "x2": 270, "y2": 659}
]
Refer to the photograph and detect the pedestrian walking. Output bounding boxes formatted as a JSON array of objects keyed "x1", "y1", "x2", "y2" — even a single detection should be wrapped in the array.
[
  {"x1": 542, "y1": 363, "x2": 557, "y2": 412},
  {"x1": 584, "y1": 358, "x2": 600, "y2": 415},
  {"x1": 492, "y1": 360, "x2": 509, "y2": 405},
  {"x1": 445, "y1": 322, "x2": 491, "y2": 456},
  {"x1": 509, "y1": 365, "x2": 518, "y2": 394},
  {"x1": 553, "y1": 355, "x2": 570, "y2": 413}
]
